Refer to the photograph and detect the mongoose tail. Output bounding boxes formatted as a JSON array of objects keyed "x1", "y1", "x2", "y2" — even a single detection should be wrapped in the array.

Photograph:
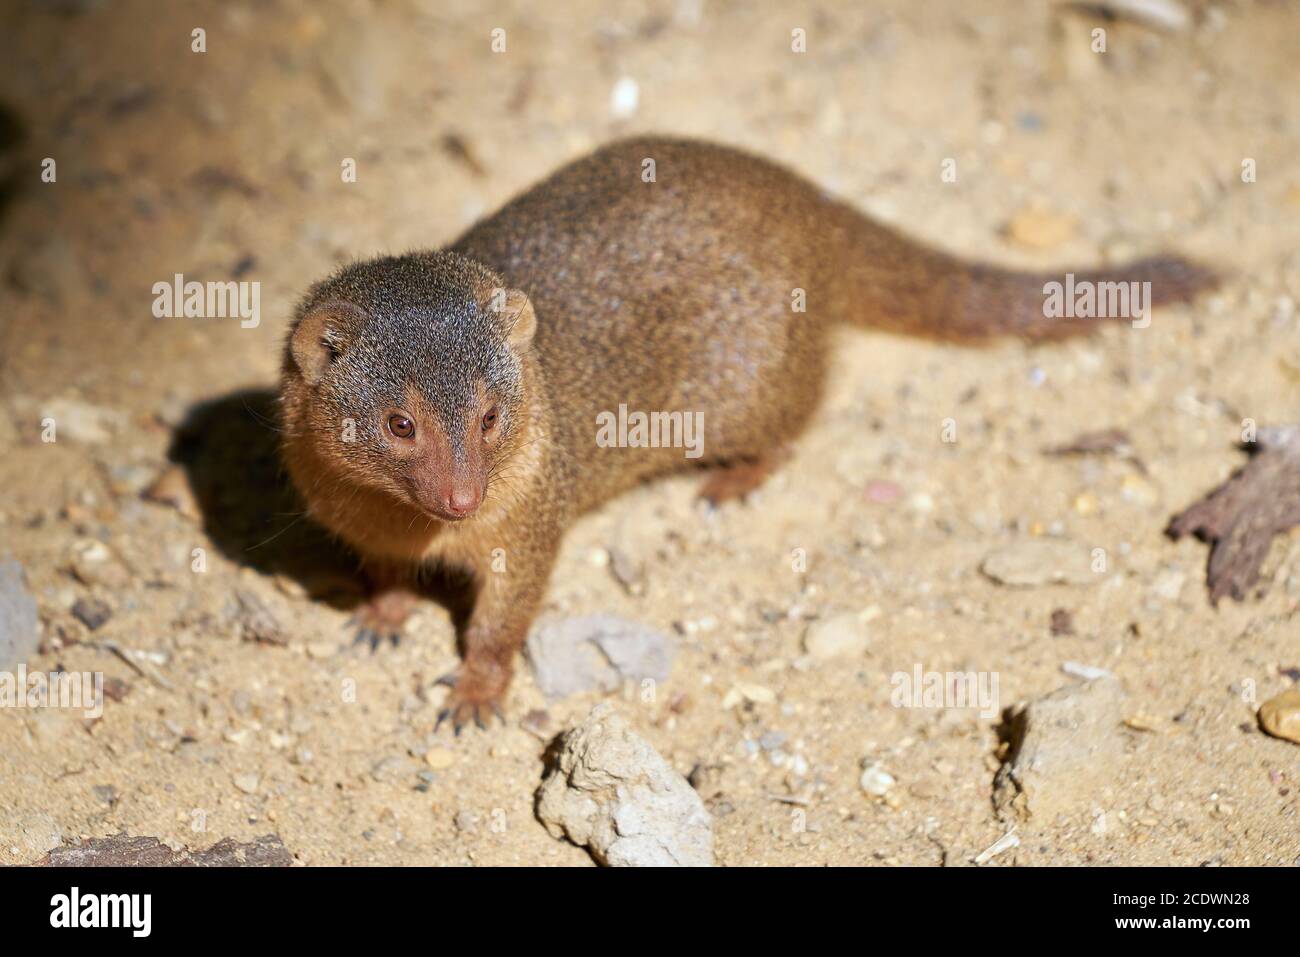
[{"x1": 830, "y1": 211, "x2": 1220, "y2": 342}]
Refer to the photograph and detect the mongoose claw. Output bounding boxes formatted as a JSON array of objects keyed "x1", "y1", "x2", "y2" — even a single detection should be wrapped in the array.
[
  {"x1": 433, "y1": 707, "x2": 456, "y2": 734},
  {"x1": 347, "y1": 589, "x2": 413, "y2": 652},
  {"x1": 434, "y1": 700, "x2": 495, "y2": 735},
  {"x1": 434, "y1": 672, "x2": 508, "y2": 734},
  {"x1": 350, "y1": 624, "x2": 400, "y2": 652}
]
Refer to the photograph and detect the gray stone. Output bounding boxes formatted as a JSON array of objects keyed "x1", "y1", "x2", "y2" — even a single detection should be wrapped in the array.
[
  {"x1": 536, "y1": 703, "x2": 713, "y2": 866},
  {"x1": 35, "y1": 833, "x2": 292, "y2": 867},
  {"x1": 525, "y1": 615, "x2": 674, "y2": 698},
  {"x1": 0, "y1": 560, "x2": 39, "y2": 669}
]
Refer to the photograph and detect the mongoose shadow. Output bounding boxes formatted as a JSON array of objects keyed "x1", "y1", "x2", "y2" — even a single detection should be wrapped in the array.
[
  {"x1": 168, "y1": 388, "x2": 475, "y2": 630},
  {"x1": 0, "y1": 101, "x2": 26, "y2": 228}
]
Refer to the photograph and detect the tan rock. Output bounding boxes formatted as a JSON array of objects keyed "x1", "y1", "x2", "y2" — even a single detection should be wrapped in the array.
[
  {"x1": 994, "y1": 677, "x2": 1127, "y2": 823},
  {"x1": 424, "y1": 747, "x2": 455, "y2": 770},
  {"x1": 981, "y1": 539, "x2": 1100, "y2": 587},
  {"x1": 143, "y1": 465, "x2": 201, "y2": 520},
  {"x1": 803, "y1": 610, "x2": 873, "y2": 660},
  {"x1": 1258, "y1": 687, "x2": 1300, "y2": 744},
  {"x1": 1005, "y1": 207, "x2": 1077, "y2": 250}
]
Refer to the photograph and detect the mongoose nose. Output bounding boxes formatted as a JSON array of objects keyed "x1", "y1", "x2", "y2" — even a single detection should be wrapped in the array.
[{"x1": 445, "y1": 486, "x2": 482, "y2": 516}]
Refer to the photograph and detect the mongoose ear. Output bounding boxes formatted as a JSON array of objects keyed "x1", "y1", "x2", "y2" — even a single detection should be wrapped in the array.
[
  {"x1": 502, "y1": 289, "x2": 536, "y2": 350},
  {"x1": 290, "y1": 301, "x2": 365, "y2": 385}
]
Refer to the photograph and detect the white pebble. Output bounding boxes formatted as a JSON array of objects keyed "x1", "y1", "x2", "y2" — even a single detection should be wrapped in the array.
[
  {"x1": 610, "y1": 77, "x2": 639, "y2": 118},
  {"x1": 860, "y1": 763, "x2": 895, "y2": 797}
]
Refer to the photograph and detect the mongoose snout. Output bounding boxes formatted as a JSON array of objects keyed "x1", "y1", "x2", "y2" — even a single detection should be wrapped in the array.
[{"x1": 393, "y1": 411, "x2": 489, "y2": 522}]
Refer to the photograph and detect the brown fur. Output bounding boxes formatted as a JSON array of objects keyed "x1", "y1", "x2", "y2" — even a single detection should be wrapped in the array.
[{"x1": 280, "y1": 137, "x2": 1217, "y2": 729}]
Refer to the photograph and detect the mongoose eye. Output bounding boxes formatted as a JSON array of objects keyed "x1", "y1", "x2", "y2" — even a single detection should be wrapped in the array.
[
  {"x1": 481, "y1": 408, "x2": 498, "y2": 432},
  {"x1": 388, "y1": 414, "x2": 416, "y2": 439}
]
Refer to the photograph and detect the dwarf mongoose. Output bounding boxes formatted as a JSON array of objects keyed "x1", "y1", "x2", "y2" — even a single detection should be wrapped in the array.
[{"x1": 280, "y1": 137, "x2": 1215, "y2": 730}]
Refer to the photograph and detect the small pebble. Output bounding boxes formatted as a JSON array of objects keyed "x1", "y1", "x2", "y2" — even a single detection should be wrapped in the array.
[
  {"x1": 722, "y1": 682, "x2": 776, "y2": 708},
  {"x1": 1015, "y1": 111, "x2": 1044, "y2": 132},
  {"x1": 860, "y1": 763, "x2": 895, "y2": 797},
  {"x1": 370, "y1": 756, "x2": 410, "y2": 783},
  {"x1": 802, "y1": 608, "x2": 876, "y2": 660},
  {"x1": 1005, "y1": 207, "x2": 1076, "y2": 250},
  {"x1": 864, "y1": 479, "x2": 902, "y2": 504},
  {"x1": 981, "y1": 539, "x2": 1097, "y2": 588},
  {"x1": 71, "y1": 596, "x2": 112, "y2": 631},
  {"x1": 1049, "y1": 608, "x2": 1075, "y2": 636},
  {"x1": 520, "y1": 709, "x2": 550, "y2": 739},
  {"x1": 93, "y1": 785, "x2": 118, "y2": 805},
  {"x1": 1120, "y1": 474, "x2": 1158, "y2": 507},
  {"x1": 1062, "y1": 661, "x2": 1114, "y2": 681},
  {"x1": 425, "y1": 747, "x2": 455, "y2": 770},
  {"x1": 609, "y1": 77, "x2": 639, "y2": 118},
  {"x1": 142, "y1": 465, "x2": 200, "y2": 520},
  {"x1": 1149, "y1": 569, "x2": 1186, "y2": 602},
  {"x1": 1258, "y1": 687, "x2": 1300, "y2": 745},
  {"x1": 69, "y1": 540, "x2": 129, "y2": 589}
]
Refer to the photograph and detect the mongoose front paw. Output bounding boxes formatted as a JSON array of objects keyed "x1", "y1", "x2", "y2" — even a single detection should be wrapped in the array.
[
  {"x1": 348, "y1": 589, "x2": 415, "y2": 652},
  {"x1": 434, "y1": 668, "x2": 508, "y2": 734}
]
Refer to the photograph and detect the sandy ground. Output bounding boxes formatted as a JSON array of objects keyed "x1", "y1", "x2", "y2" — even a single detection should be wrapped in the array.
[{"x1": 1, "y1": 0, "x2": 1298, "y2": 866}]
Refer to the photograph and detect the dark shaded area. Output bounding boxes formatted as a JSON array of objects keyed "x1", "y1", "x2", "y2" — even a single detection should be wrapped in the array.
[
  {"x1": 167, "y1": 389, "x2": 361, "y2": 607},
  {"x1": 1168, "y1": 425, "x2": 1300, "y2": 604},
  {"x1": 0, "y1": 100, "x2": 28, "y2": 388},
  {"x1": 36, "y1": 833, "x2": 292, "y2": 867},
  {"x1": 0, "y1": 100, "x2": 25, "y2": 228},
  {"x1": 167, "y1": 389, "x2": 476, "y2": 635}
]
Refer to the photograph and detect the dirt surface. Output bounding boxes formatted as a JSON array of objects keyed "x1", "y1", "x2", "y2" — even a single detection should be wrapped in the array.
[{"x1": 1, "y1": 0, "x2": 1298, "y2": 866}]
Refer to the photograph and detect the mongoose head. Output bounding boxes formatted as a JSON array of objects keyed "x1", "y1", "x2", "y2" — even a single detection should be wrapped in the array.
[{"x1": 281, "y1": 251, "x2": 537, "y2": 523}]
